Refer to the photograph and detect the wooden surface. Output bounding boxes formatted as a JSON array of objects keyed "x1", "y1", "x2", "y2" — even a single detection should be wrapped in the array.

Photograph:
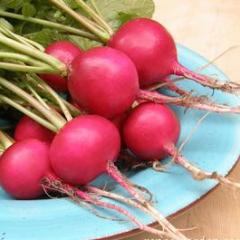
[{"x1": 129, "y1": 0, "x2": 240, "y2": 239}]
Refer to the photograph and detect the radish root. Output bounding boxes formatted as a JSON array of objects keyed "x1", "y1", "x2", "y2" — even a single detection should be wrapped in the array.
[
  {"x1": 107, "y1": 161, "x2": 188, "y2": 240},
  {"x1": 41, "y1": 177, "x2": 175, "y2": 239},
  {"x1": 165, "y1": 144, "x2": 240, "y2": 189},
  {"x1": 174, "y1": 63, "x2": 240, "y2": 94},
  {"x1": 138, "y1": 90, "x2": 240, "y2": 114}
]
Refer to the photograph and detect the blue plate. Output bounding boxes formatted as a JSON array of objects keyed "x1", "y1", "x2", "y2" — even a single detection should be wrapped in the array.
[{"x1": 1, "y1": 45, "x2": 240, "y2": 240}]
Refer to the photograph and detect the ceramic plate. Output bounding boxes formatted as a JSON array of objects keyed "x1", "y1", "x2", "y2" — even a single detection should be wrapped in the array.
[{"x1": 0, "y1": 45, "x2": 240, "y2": 240}]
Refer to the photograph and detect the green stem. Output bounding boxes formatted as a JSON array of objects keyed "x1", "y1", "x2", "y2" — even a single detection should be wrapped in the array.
[
  {"x1": 0, "y1": 34, "x2": 67, "y2": 75},
  {"x1": 27, "y1": 85, "x2": 50, "y2": 109},
  {"x1": 0, "y1": 62, "x2": 57, "y2": 73},
  {"x1": 49, "y1": 0, "x2": 109, "y2": 43},
  {"x1": 28, "y1": 74, "x2": 73, "y2": 121},
  {"x1": 0, "y1": 130, "x2": 13, "y2": 149},
  {"x1": 25, "y1": 74, "x2": 81, "y2": 117},
  {"x1": 0, "y1": 11, "x2": 98, "y2": 41},
  {"x1": 0, "y1": 23, "x2": 44, "y2": 51},
  {"x1": 63, "y1": 99, "x2": 82, "y2": 116},
  {"x1": 58, "y1": 0, "x2": 105, "y2": 31},
  {"x1": 0, "y1": 52, "x2": 51, "y2": 67},
  {"x1": 0, "y1": 146, "x2": 5, "y2": 154},
  {"x1": 16, "y1": 35, "x2": 45, "y2": 52},
  {"x1": 90, "y1": 0, "x2": 103, "y2": 18},
  {"x1": 0, "y1": 95, "x2": 58, "y2": 132},
  {"x1": 0, "y1": 23, "x2": 35, "y2": 49},
  {"x1": 74, "y1": 0, "x2": 113, "y2": 35},
  {"x1": 0, "y1": 77, "x2": 66, "y2": 130}
]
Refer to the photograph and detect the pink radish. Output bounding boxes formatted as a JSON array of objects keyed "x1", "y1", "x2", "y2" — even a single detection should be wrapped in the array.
[
  {"x1": 68, "y1": 47, "x2": 139, "y2": 119},
  {"x1": 124, "y1": 103, "x2": 180, "y2": 160},
  {"x1": 14, "y1": 116, "x2": 55, "y2": 143},
  {"x1": 109, "y1": 18, "x2": 240, "y2": 93},
  {"x1": 50, "y1": 115, "x2": 121, "y2": 185},
  {"x1": 0, "y1": 139, "x2": 51, "y2": 199},
  {"x1": 40, "y1": 41, "x2": 83, "y2": 92},
  {"x1": 68, "y1": 46, "x2": 240, "y2": 118},
  {"x1": 0, "y1": 137, "x2": 175, "y2": 238},
  {"x1": 48, "y1": 114, "x2": 185, "y2": 239},
  {"x1": 123, "y1": 102, "x2": 240, "y2": 188}
]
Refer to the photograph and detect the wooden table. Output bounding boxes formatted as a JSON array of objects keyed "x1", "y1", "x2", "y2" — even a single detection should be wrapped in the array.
[{"x1": 130, "y1": 0, "x2": 240, "y2": 239}]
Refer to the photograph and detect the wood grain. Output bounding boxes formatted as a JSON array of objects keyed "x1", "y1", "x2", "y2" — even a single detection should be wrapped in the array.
[{"x1": 128, "y1": 0, "x2": 240, "y2": 239}]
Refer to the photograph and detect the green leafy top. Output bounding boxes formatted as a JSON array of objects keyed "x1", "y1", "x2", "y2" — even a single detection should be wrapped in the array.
[
  {"x1": 88, "y1": 0, "x2": 155, "y2": 29},
  {"x1": 1, "y1": 0, "x2": 155, "y2": 49}
]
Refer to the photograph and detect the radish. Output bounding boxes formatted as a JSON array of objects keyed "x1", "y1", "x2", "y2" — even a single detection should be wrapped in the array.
[
  {"x1": 14, "y1": 116, "x2": 55, "y2": 143},
  {"x1": 48, "y1": 114, "x2": 186, "y2": 239},
  {"x1": 49, "y1": 115, "x2": 121, "y2": 185},
  {"x1": 68, "y1": 47, "x2": 139, "y2": 118},
  {"x1": 40, "y1": 41, "x2": 83, "y2": 92},
  {"x1": 109, "y1": 18, "x2": 240, "y2": 93},
  {"x1": 123, "y1": 102, "x2": 240, "y2": 188},
  {"x1": 43, "y1": 3, "x2": 240, "y2": 113},
  {"x1": 0, "y1": 24, "x2": 237, "y2": 117},
  {"x1": 0, "y1": 139, "x2": 51, "y2": 199},
  {"x1": 68, "y1": 47, "x2": 240, "y2": 117},
  {"x1": 0, "y1": 134, "x2": 176, "y2": 238}
]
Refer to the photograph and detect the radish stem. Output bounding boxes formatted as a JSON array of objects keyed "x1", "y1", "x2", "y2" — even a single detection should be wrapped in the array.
[
  {"x1": 27, "y1": 85, "x2": 50, "y2": 109},
  {"x1": 0, "y1": 62, "x2": 57, "y2": 73},
  {"x1": 0, "y1": 33, "x2": 66, "y2": 74},
  {"x1": 28, "y1": 74, "x2": 73, "y2": 121},
  {"x1": 0, "y1": 130, "x2": 13, "y2": 149},
  {"x1": 0, "y1": 52, "x2": 51, "y2": 67},
  {"x1": 74, "y1": 0, "x2": 113, "y2": 35},
  {"x1": 0, "y1": 95, "x2": 57, "y2": 132},
  {"x1": 0, "y1": 77, "x2": 66, "y2": 129},
  {"x1": 49, "y1": 0, "x2": 109, "y2": 42},
  {"x1": 0, "y1": 11, "x2": 98, "y2": 41}
]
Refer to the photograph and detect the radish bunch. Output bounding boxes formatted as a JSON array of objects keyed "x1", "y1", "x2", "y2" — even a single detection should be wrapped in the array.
[
  {"x1": 0, "y1": 1, "x2": 240, "y2": 239},
  {"x1": 0, "y1": 78, "x2": 186, "y2": 239}
]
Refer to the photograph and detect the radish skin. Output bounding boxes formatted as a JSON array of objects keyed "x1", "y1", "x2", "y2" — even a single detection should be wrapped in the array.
[
  {"x1": 50, "y1": 115, "x2": 121, "y2": 185},
  {"x1": 41, "y1": 41, "x2": 83, "y2": 92},
  {"x1": 67, "y1": 46, "x2": 240, "y2": 117},
  {"x1": 109, "y1": 18, "x2": 240, "y2": 93},
  {"x1": 14, "y1": 116, "x2": 55, "y2": 143},
  {"x1": 0, "y1": 139, "x2": 50, "y2": 199},
  {"x1": 123, "y1": 103, "x2": 240, "y2": 188},
  {"x1": 68, "y1": 47, "x2": 139, "y2": 119}
]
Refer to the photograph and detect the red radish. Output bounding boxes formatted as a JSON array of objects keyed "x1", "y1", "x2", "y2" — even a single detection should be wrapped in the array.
[
  {"x1": 124, "y1": 103, "x2": 180, "y2": 160},
  {"x1": 40, "y1": 41, "x2": 83, "y2": 92},
  {"x1": 14, "y1": 116, "x2": 55, "y2": 143},
  {"x1": 123, "y1": 102, "x2": 240, "y2": 188},
  {"x1": 49, "y1": 114, "x2": 185, "y2": 239},
  {"x1": 109, "y1": 18, "x2": 240, "y2": 93},
  {"x1": 68, "y1": 46, "x2": 240, "y2": 118},
  {"x1": 0, "y1": 137, "x2": 175, "y2": 238},
  {"x1": 68, "y1": 47, "x2": 139, "y2": 119},
  {"x1": 0, "y1": 139, "x2": 50, "y2": 199},
  {"x1": 50, "y1": 115, "x2": 121, "y2": 185}
]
